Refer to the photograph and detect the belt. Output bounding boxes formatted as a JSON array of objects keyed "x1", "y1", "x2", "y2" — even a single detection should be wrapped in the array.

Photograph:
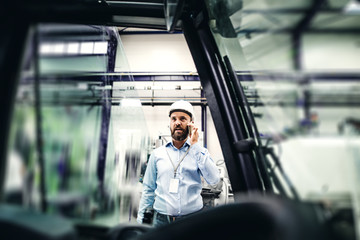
[
  {"x1": 155, "y1": 211, "x2": 183, "y2": 222},
  {"x1": 155, "y1": 208, "x2": 203, "y2": 223}
]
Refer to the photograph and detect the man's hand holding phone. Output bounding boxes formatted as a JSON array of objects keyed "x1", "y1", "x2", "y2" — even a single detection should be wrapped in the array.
[{"x1": 188, "y1": 121, "x2": 198, "y2": 145}]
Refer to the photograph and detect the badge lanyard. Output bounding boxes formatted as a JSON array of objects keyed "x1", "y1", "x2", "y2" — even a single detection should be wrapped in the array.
[
  {"x1": 166, "y1": 145, "x2": 191, "y2": 178},
  {"x1": 166, "y1": 145, "x2": 191, "y2": 194}
]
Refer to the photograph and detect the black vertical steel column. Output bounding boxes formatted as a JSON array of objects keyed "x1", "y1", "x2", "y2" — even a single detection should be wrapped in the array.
[
  {"x1": 292, "y1": 32, "x2": 302, "y2": 71},
  {"x1": 201, "y1": 90, "x2": 207, "y2": 148},
  {"x1": 34, "y1": 27, "x2": 48, "y2": 212},
  {"x1": 293, "y1": 0, "x2": 326, "y2": 121},
  {"x1": 224, "y1": 57, "x2": 273, "y2": 192},
  {"x1": 97, "y1": 100, "x2": 111, "y2": 185},
  {"x1": 96, "y1": 29, "x2": 117, "y2": 189},
  {"x1": 293, "y1": 0, "x2": 326, "y2": 70},
  {"x1": 107, "y1": 30, "x2": 118, "y2": 74},
  {"x1": 182, "y1": 2, "x2": 263, "y2": 195},
  {"x1": 0, "y1": 14, "x2": 30, "y2": 200}
]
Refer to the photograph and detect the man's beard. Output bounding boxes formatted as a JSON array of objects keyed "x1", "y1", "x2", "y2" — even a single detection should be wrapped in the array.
[{"x1": 171, "y1": 126, "x2": 189, "y2": 141}]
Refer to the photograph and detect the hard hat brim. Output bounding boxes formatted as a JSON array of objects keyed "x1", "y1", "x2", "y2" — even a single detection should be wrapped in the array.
[{"x1": 169, "y1": 109, "x2": 192, "y2": 119}]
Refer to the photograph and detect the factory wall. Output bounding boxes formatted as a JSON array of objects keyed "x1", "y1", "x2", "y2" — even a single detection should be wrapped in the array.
[{"x1": 118, "y1": 33, "x2": 197, "y2": 73}]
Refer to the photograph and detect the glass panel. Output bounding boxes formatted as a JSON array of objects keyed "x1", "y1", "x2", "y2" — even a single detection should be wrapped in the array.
[
  {"x1": 311, "y1": 13, "x2": 360, "y2": 30},
  {"x1": 165, "y1": 0, "x2": 180, "y2": 31},
  {"x1": 241, "y1": 0, "x2": 312, "y2": 10},
  {"x1": 206, "y1": 0, "x2": 360, "y2": 236},
  {"x1": 303, "y1": 34, "x2": 360, "y2": 71},
  {"x1": 232, "y1": 13, "x2": 303, "y2": 32},
  {"x1": 4, "y1": 23, "x2": 149, "y2": 227},
  {"x1": 327, "y1": 0, "x2": 350, "y2": 8}
]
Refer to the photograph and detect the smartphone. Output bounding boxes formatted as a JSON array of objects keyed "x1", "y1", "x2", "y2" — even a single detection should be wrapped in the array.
[{"x1": 188, "y1": 125, "x2": 193, "y2": 137}]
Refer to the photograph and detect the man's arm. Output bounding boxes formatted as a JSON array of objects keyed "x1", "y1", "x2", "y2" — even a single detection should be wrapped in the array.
[
  {"x1": 188, "y1": 122, "x2": 220, "y2": 185},
  {"x1": 191, "y1": 143, "x2": 220, "y2": 185},
  {"x1": 137, "y1": 154, "x2": 157, "y2": 224}
]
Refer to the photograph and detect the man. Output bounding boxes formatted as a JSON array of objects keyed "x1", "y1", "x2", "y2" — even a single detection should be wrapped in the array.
[{"x1": 137, "y1": 100, "x2": 220, "y2": 226}]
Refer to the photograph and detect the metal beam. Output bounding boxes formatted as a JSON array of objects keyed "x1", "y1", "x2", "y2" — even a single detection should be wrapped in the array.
[
  {"x1": 107, "y1": 29, "x2": 118, "y2": 73},
  {"x1": 24, "y1": 74, "x2": 201, "y2": 83},
  {"x1": 2, "y1": 0, "x2": 167, "y2": 29},
  {"x1": 0, "y1": 17, "x2": 31, "y2": 201},
  {"x1": 240, "y1": 7, "x2": 344, "y2": 15},
  {"x1": 96, "y1": 91, "x2": 112, "y2": 191},
  {"x1": 25, "y1": 72, "x2": 360, "y2": 83},
  {"x1": 34, "y1": 26, "x2": 48, "y2": 212},
  {"x1": 224, "y1": 56, "x2": 273, "y2": 192},
  {"x1": 201, "y1": 89, "x2": 207, "y2": 148},
  {"x1": 182, "y1": 0, "x2": 263, "y2": 196},
  {"x1": 293, "y1": 0, "x2": 327, "y2": 70},
  {"x1": 96, "y1": 28, "x2": 116, "y2": 198},
  {"x1": 234, "y1": 28, "x2": 360, "y2": 35}
]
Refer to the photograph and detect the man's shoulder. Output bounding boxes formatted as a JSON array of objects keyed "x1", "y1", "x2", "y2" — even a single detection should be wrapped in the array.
[
  {"x1": 152, "y1": 145, "x2": 167, "y2": 155},
  {"x1": 190, "y1": 143, "x2": 208, "y2": 155}
]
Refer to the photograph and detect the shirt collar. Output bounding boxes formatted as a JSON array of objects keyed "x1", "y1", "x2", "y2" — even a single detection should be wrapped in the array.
[{"x1": 166, "y1": 138, "x2": 191, "y2": 150}]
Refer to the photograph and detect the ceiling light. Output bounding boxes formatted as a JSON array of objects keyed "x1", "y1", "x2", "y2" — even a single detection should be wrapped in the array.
[
  {"x1": 80, "y1": 42, "x2": 94, "y2": 54},
  {"x1": 344, "y1": 0, "x2": 360, "y2": 15}
]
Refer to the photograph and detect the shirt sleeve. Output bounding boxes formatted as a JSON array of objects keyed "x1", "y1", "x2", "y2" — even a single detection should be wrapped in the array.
[
  {"x1": 191, "y1": 143, "x2": 220, "y2": 185},
  {"x1": 137, "y1": 153, "x2": 157, "y2": 224}
]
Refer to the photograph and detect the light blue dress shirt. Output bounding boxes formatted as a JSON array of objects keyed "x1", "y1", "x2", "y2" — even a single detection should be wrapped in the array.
[{"x1": 137, "y1": 139, "x2": 220, "y2": 223}]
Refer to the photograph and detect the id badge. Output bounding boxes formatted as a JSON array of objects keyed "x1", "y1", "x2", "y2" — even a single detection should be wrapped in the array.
[{"x1": 169, "y1": 178, "x2": 179, "y2": 193}]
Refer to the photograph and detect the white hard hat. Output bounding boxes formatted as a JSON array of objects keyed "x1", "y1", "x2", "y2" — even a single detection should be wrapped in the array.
[{"x1": 169, "y1": 100, "x2": 194, "y2": 120}]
